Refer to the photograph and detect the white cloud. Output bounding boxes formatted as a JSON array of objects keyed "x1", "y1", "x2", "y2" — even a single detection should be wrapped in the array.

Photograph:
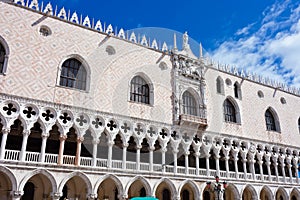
[{"x1": 210, "y1": 1, "x2": 300, "y2": 87}]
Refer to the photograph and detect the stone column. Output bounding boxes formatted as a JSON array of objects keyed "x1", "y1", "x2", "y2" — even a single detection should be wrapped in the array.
[
  {"x1": 215, "y1": 155, "x2": 220, "y2": 177},
  {"x1": 288, "y1": 162, "x2": 293, "y2": 183},
  {"x1": 173, "y1": 150, "x2": 178, "y2": 174},
  {"x1": 161, "y1": 148, "x2": 167, "y2": 173},
  {"x1": 259, "y1": 160, "x2": 264, "y2": 180},
  {"x1": 107, "y1": 141, "x2": 114, "y2": 168},
  {"x1": 149, "y1": 146, "x2": 155, "y2": 172},
  {"x1": 206, "y1": 155, "x2": 210, "y2": 176},
  {"x1": 233, "y1": 153, "x2": 239, "y2": 179},
  {"x1": 39, "y1": 135, "x2": 48, "y2": 163},
  {"x1": 272, "y1": 156, "x2": 279, "y2": 182},
  {"x1": 249, "y1": 159, "x2": 256, "y2": 180},
  {"x1": 0, "y1": 129, "x2": 9, "y2": 160},
  {"x1": 279, "y1": 157, "x2": 286, "y2": 183},
  {"x1": 195, "y1": 152, "x2": 200, "y2": 176},
  {"x1": 122, "y1": 144, "x2": 128, "y2": 170},
  {"x1": 225, "y1": 156, "x2": 230, "y2": 178},
  {"x1": 136, "y1": 145, "x2": 142, "y2": 171},
  {"x1": 75, "y1": 137, "x2": 83, "y2": 166},
  {"x1": 92, "y1": 139, "x2": 99, "y2": 167},
  {"x1": 293, "y1": 158, "x2": 299, "y2": 184},
  {"x1": 19, "y1": 130, "x2": 30, "y2": 162},
  {"x1": 185, "y1": 151, "x2": 189, "y2": 175},
  {"x1": 265, "y1": 155, "x2": 271, "y2": 181},
  {"x1": 242, "y1": 158, "x2": 247, "y2": 180},
  {"x1": 58, "y1": 135, "x2": 67, "y2": 165}
]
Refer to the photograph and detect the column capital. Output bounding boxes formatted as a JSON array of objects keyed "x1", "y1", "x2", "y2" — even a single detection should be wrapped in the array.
[
  {"x1": 2, "y1": 128, "x2": 10, "y2": 134},
  {"x1": 51, "y1": 192, "x2": 61, "y2": 200},
  {"x1": 123, "y1": 143, "x2": 129, "y2": 148},
  {"x1": 11, "y1": 190, "x2": 24, "y2": 198},
  {"x1": 107, "y1": 141, "x2": 115, "y2": 146},
  {"x1": 136, "y1": 144, "x2": 142, "y2": 149},
  {"x1": 41, "y1": 134, "x2": 49, "y2": 139},
  {"x1": 59, "y1": 135, "x2": 67, "y2": 141},
  {"x1": 161, "y1": 147, "x2": 167, "y2": 153},
  {"x1": 87, "y1": 193, "x2": 97, "y2": 199},
  {"x1": 77, "y1": 136, "x2": 84, "y2": 143},
  {"x1": 149, "y1": 146, "x2": 156, "y2": 151},
  {"x1": 92, "y1": 139, "x2": 100, "y2": 145},
  {"x1": 22, "y1": 130, "x2": 30, "y2": 136},
  {"x1": 194, "y1": 152, "x2": 200, "y2": 157}
]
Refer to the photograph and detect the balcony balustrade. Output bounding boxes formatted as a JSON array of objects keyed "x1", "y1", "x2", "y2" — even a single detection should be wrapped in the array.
[{"x1": 0, "y1": 149, "x2": 298, "y2": 185}]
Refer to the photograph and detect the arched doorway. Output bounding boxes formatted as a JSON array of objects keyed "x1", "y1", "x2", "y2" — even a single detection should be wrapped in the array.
[
  {"x1": 97, "y1": 178, "x2": 120, "y2": 200},
  {"x1": 224, "y1": 184, "x2": 239, "y2": 200},
  {"x1": 20, "y1": 173, "x2": 55, "y2": 200},
  {"x1": 242, "y1": 185, "x2": 257, "y2": 200},
  {"x1": 155, "y1": 180, "x2": 175, "y2": 200},
  {"x1": 59, "y1": 175, "x2": 89, "y2": 200},
  {"x1": 22, "y1": 182, "x2": 35, "y2": 200},
  {"x1": 180, "y1": 183, "x2": 195, "y2": 200},
  {"x1": 260, "y1": 186, "x2": 273, "y2": 200},
  {"x1": 0, "y1": 171, "x2": 13, "y2": 200},
  {"x1": 128, "y1": 179, "x2": 150, "y2": 198},
  {"x1": 203, "y1": 190, "x2": 212, "y2": 200},
  {"x1": 275, "y1": 188, "x2": 288, "y2": 200},
  {"x1": 290, "y1": 188, "x2": 300, "y2": 200}
]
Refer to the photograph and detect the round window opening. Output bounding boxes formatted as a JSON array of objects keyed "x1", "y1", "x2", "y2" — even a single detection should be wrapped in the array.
[
  {"x1": 280, "y1": 97, "x2": 286, "y2": 104},
  {"x1": 225, "y1": 78, "x2": 232, "y2": 86},
  {"x1": 39, "y1": 25, "x2": 52, "y2": 37}
]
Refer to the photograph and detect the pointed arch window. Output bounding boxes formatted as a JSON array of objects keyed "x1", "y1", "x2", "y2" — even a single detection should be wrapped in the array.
[
  {"x1": 265, "y1": 109, "x2": 277, "y2": 131},
  {"x1": 0, "y1": 40, "x2": 9, "y2": 74},
  {"x1": 130, "y1": 76, "x2": 150, "y2": 104},
  {"x1": 234, "y1": 82, "x2": 242, "y2": 99},
  {"x1": 183, "y1": 91, "x2": 197, "y2": 116},
  {"x1": 59, "y1": 58, "x2": 87, "y2": 90},
  {"x1": 216, "y1": 76, "x2": 224, "y2": 94},
  {"x1": 224, "y1": 99, "x2": 236, "y2": 123},
  {"x1": 298, "y1": 117, "x2": 300, "y2": 133}
]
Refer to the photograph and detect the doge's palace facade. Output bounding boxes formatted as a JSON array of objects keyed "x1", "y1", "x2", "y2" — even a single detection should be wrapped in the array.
[{"x1": 0, "y1": 0, "x2": 300, "y2": 200}]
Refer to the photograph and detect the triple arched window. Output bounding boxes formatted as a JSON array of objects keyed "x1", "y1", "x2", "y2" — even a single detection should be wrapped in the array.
[
  {"x1": 130, "y1": 76, "x2": 150, "y2": 104},
  {"x1": 265, "y1": 108, "x2": 280, "y2": 132},
  {"x1": 59, "y1": 58, "x2": 87, "y2": 90},
  {"x1": 223, "y1": 99, "x2": 237, "y2": 123},
  {"x1": 182, "y1": 91, "x2": 198, "y2": 116}
]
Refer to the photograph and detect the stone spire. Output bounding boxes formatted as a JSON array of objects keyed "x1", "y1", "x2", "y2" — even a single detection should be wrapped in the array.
[{"x1": 173, "y1": 33, "x2": 178, "y2": 51}]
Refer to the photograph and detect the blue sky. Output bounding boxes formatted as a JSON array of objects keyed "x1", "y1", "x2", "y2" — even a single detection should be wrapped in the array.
[{"x1": 50, "y1": 0, "x2": 300, "y2": 87}]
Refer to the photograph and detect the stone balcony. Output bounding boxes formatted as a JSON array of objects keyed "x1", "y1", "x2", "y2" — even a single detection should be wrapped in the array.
[{"x1": 1, "y1": 149, "x2": 298, "y2": 185}]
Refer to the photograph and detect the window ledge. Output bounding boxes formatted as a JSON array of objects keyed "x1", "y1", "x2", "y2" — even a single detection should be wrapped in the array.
[
  {"x1": 224, "y1": 121, "x2": 241, "y2": 126},
  {"x1": 56, "y1": 85, "x2": 89, "y2": 93},
  {"x1": 128, "y1": 100, "x2": 153, "y2": 107},
  {"x1": 266, "y1": 130, "x2": 281, "y2": 134}
]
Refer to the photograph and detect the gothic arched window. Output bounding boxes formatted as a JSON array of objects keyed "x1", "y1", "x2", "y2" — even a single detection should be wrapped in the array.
[
  {"x1": 234, "y1": 82, "x2": 242, "y2": 99},
  {"x1": 59, "y1": 58, "x2": 87, "y2": 90},
  {"x1": 0, "y1": 42, "x2": 6, "y2": 73},
  {"x1": 223, "y1": 99, "x2": 236, "y2": 123},
  {"x1": 130, "y1": 76, "x2": 150, "y2": 104},
  {"x1": 182, "y1": 91, "x2": 197, "y2": 116},
  {"x1": 265, "y1": 109, "x2": 277, "y2": 131},
  {"x1": 298, "y1": 118, "x2": 300, "y2": 133},
  {"x1": 216, "y1": 76, "x2": 224, "y2": 94}
]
